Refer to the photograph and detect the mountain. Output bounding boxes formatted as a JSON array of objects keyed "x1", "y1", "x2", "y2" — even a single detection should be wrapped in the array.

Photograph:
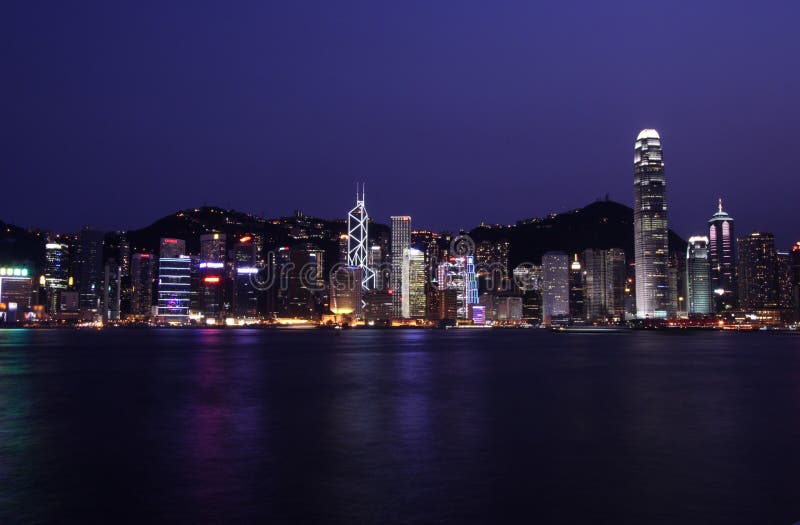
[
  {"x1": 124, "y1": 206, "x2": 272, "y2": 254},
  {"x1": 469, "y1": 199, "x2": 687, "y2": 267},
  {"x1": 122, "y1": 206, "x2": 390, "y2": 275},
  {"x1": 0, "y1": 220, "x2": 45, "y2": 272},
  {"x1": 2, "y1": 200, "x2": 686, "y2": 275}
]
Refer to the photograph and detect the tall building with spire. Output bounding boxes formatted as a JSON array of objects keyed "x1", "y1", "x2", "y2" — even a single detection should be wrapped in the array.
[
  {"x1": 347, "y1": 183, "x2": 375, "y2": 294},
  {"x1": 633, "y1": 129, "x2": 669, "y2": 319},
  {"x1": 708, "y1": 198, "x2": 736, "y2": 311}
]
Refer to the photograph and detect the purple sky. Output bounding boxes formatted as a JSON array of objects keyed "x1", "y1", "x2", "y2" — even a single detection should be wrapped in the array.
[{"x1": 4, "y1": 0, "x2": 799, "y2": 247}]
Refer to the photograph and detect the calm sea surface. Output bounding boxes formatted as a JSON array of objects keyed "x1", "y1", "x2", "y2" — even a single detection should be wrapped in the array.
[{"x1": 1, "y1": 328, "x2": 799, "y2": 524}]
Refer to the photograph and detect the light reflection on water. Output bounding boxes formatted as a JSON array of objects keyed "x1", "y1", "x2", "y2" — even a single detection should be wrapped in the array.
[{"x1": 0, "y1": 329, "x2": 799, "y2": 523}]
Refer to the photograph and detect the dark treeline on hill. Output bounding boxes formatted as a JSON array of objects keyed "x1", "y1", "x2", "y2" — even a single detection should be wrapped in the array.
[
  {"x1": 2, "y1": 200, "x2": 685, "y2": 274},
  {"x1": 469, "y1": 200, "x2": 687, "y2": 267}
]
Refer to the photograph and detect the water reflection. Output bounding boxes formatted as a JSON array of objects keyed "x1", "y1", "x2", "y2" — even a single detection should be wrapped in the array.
[{"x1": 2, "y1": 329, "x2": 800, "y2": 523}]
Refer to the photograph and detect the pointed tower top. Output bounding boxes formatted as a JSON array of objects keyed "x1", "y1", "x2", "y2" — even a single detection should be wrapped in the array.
[{"x1": 718, "y1": 197, "x2": 723, "y2": 213}]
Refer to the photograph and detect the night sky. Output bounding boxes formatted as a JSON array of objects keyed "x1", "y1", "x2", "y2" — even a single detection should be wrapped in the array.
[{"x1": 4, "y1": 0, "x2": 799, "y2": 247}]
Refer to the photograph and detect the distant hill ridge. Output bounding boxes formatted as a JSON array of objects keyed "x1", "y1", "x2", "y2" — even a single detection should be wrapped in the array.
[
  {"x1": 469, "y1": 199, "x2": 686, "y2": 266},
  {"x1": 2, "y1": 200, "x2": 686, "y2": 272}
]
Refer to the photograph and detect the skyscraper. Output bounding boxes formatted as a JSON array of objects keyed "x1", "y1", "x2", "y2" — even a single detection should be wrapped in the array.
[
  {"x1": 157, "y1": 238, "x2": 190, "y2": 324},
  {"x1": 390, "y1": 216, "x2": 411, "y2": 318},
  {"x1": 708, "y1": 198, "x2": 736, "y2": 310},
  {"x1": 633, "y1": 129, "x2": 669, "y2": 319},
  {"x1": 401, "y1": 248, "x2": 426, "y2": 318},
  {"x1": 542, "y1": 251, "x2": 569, "y2": 324},
  {"x1": 437, "y1": 256, "x2": 478, "y2": 320},
  {"x1": 130, "y1": 253, "x2": 154, "y2": 317},
  {"x1": 347, "y1": 185, "x2": 375, "y2": 295},
  {"x1": 44, "y1": 240, "x2": 69, "y2": 314},
  {"x1": 737, "y1": 232, "x2": 778, "y2": 312},
  {"x1": 568, "y1": 254, "x2": 585, "y2": 323},
  {"x1": 583, "y1": 248, "x2": 626, "y2": 323},
  {"x1": 791, "y1": 242, "x2": 800, "y2": 323},
  {"x1": 102, "y1": 259, "x2": 122, "y2": 322},
  {"x1": 685, "y1": 236, "x2": 712, "y2": 315},
  {"x1": 276, "y1": 243, "x2": 324, "y2": 319},
  {"x1": 513, "y1": 264, "x2": 543, "y2": 324},
  {"x1": 75, "y1": 226, "x2": 105, "y2": 312},
  {"x1": 233, "y1": 236, "x2": 259, "y2": 318}
]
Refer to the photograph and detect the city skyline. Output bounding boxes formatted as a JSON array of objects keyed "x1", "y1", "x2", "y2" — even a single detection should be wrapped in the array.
[{"x1": 4, "y1": 2, "x2": 800, "y2": 246}]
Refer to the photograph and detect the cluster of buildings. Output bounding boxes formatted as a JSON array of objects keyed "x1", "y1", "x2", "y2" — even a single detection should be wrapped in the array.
[
  {"x1": 1, "y1": 130, "x2": 799, "y2": 328},
  {"x1": 630, "y1": 129, "x2": 799, "y2": 326}
]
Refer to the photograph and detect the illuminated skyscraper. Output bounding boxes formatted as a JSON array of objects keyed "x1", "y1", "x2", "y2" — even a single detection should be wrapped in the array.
[
  {"x1": 157, "y1": 238, "x2": 190, "y2": 324},
  {"x1": 75, "y1": 226, "x2": 105, "y2": 311},
  {"x1": 390, "y1": 216, "x2": 411, "y2": 318},
  {"x1": 347, "y1": 184, "x2": 375, "y2": 295},
  {"x1": 583, "y1": 248, "x2": 626, "y2": 323},
  {"x1": 233, "y1": 235, "x2": 259, "y2": 318},
  {"x1": 44, "y1": 240, "x2": 69, "y2": 314},
  {"x1": 568, "y1": 254, "x2": 585, "y2": 323},
  {"x1": 276, "y1": 243, "x2": 324, "y2": 319},
  {"x1": 686, "y1": 236, "x2": 712, "y2": 315},
  {"x1": 102, "y1": 259, "x2": 122, "y2": 322},
  {"x1": 737, "y1": 232, "x2": 778, "y2": 312},
  {"x1": 437, "y1": 256, "x2": 478, "y2": 320},
  {"x1": 633, "y1": 129, "x2": 669, "y2": 318},
  {"x1": 791, "y1": 243, "x2": 800, "y2": 323},
  {"x1": 542, "y1": 251, "x2": 569, "y2": 324},
  {"x1": 708, "y1": 199, "x2": 736, "y2": 309},
  {"x1": 401, "y1": 248, "x2": 426, "y2": 318},
  {"x1": 130, "y1": 253, "x2": 154, "y2": 317}
]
